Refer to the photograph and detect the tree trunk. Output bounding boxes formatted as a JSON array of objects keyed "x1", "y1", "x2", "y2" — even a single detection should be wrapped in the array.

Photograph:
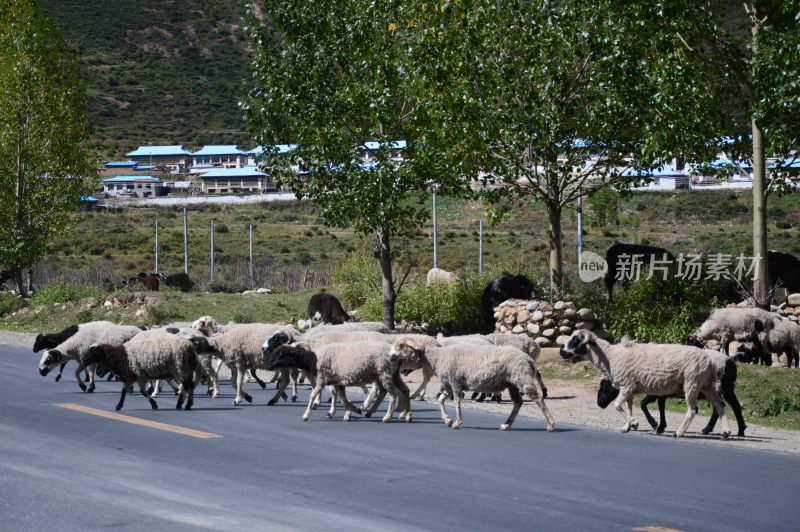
[
  {"x1": 546, "y1": 202, "x2": 564, "y2": 299},
  {"x1": 751, "y1": 117, "x2": 769, "y2": 308},
  {"x1": 377, "y1": 226, "x2": 396, "y2": 329},
  {"x1": 13, "y1": 269, "x2": 28, "y2": 298}
]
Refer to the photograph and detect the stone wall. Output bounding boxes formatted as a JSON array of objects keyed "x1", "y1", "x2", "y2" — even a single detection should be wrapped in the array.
[{"x1": 494, "y1": 299, "x2": 610, "y2": 347}]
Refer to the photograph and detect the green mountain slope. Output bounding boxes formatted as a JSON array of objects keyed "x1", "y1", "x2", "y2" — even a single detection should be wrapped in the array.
[{"x1": 42, "y1": 0, "x2": 253, "y2": 158}]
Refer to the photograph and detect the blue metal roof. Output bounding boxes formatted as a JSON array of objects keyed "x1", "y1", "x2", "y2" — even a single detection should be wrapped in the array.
[
  {"x1": 191, "y1": 164, "x2": 215, "y2": 169},
  {"x1": 134, "y1": 165, "x2": 154, "y2": 170},
  {"x1": 624, "y1": 167, "x2": 688, "y2": 178},
  {"x1": 706, "y1": 159, "x2": 752, "y2": 170},
  {"x1": 102, "y1": 175, "x2": 162, "y2": 183},
  {"x1": 248, "y1": 144, "x2": 299, "y2": 155},
  {"x1": 191, "y1": 145, "x2": 246, "y2": 156},
  {"x1": 200, "y1": 167, "x2": 268, "y2": 178},
  {"x1": 104, "y1": 161, "x2": 138, "y2": 168},
  {"x1": 80, "y1": 196, "x2": 99, "y2": 202},
  {"x1": 126, "y1": 145, "x2": 191, "y2": 157},
  {"x1": 769, "y1": 158, "x2": 800, "y2": 169},
  {"x1": 359, "y1": 140, "x2": 407, "y2": 151}
]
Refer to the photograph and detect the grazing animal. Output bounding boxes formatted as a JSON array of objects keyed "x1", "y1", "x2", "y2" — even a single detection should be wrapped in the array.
[
  {"x1": 33, "y1": 324, "x2": 80, "y2": 382},
  {"x1": 560, "y1": 330, "x2": 731, "y2": 439},
  {"x1": 85, "y1": 331, "x2": 198, "y2": 411},
  {"x1": 426, "y1": 268, "x2": 459, "y2": 286},
  {"x1": 596, "y1": 351, "x2": 746, "y2": 437},
  {"x1": 767, "y1": 250, "x2": 800, "y2": 294},
  {"x1": 604, "y1": 243, "x2": 674, "y2": 302},
  {"x1": 695, "y1": 307, "x2": 774, "y2": 356},
  {"x1": 307, "y1": 292, "x2": 351, "y2": 325},
  {"x1": 481, "y1": 272, "x2": 534, "y2": 332},
  {"x1": 37, "y1": 321, "x2": 142, "y2": 393},
  {"x1": 396, "y1": 339, "x2": 555, "y2": 431}
]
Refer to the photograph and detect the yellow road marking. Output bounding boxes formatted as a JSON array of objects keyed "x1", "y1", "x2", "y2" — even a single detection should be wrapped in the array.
[{"x1": 55, "y1": 403, "x2": 222, "y2": 440}]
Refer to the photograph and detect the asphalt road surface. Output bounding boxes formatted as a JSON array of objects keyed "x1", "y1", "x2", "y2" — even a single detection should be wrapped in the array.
[{"x1": 2, "y1": 345, "x2": 798, "y2": 531}]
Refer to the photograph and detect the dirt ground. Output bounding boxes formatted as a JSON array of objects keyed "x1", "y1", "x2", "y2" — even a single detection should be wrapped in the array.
[{"x1": 9, "y1": 330, "x2": 798, "y2": 455}]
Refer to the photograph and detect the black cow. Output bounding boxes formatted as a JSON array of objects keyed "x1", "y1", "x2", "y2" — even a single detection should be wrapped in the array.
[
  {"x1": 767, "y1": 250, "x2": 800, "y2": 294},
  {"x1": 481, "y1": 272, "x2": 534, "y2": 333},
  {"x1": 604, "y1": 243, "x2": 675, "y2": 302},
  {"x1": 308, "y1": 292, "x2": 351, "y2": 325}
]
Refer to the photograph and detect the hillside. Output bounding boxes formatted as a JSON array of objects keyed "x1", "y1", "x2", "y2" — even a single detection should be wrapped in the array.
[{"x1": 42, "y1": 0, "x2": 253, "y2": 158}]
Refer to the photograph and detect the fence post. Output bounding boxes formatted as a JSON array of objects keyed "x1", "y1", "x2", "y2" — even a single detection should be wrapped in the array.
[
  {"x1": 155, "y1": 220, "x2": 159, "y2": 274},
  {"x1": 577, "y1": 193, "x2": 583, "y2": 258},
  {"x1": 183, "y1": 208, "x2": 189, "y2": 274},
  {"x1": 432, "y1": 188, "x2": 438, "y2": 270},
  {"x1": 249, "y1": 224, "x2": 254, "y2": 287},
  {"x1": 478, "y1": 219, "x2": 483, "y2": 274},
  {"x1": 210, "y1": 221, "x2": 215, "y2": 282}
]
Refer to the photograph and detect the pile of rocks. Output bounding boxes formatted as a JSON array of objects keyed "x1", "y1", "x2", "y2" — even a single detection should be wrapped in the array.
[
  {"x1": 494, "y1": 299, "x2": 610, "y2": 347},
  {"x1": 780, "y1": 293, "x2": 800, "y2": 321}
]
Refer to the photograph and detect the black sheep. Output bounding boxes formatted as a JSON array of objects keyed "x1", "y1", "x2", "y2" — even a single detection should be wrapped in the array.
[
  {"x1": 604, "y1": 243, "x2": 674, "y2": 302},
  {"x1": 307, "y1": 292, "x2": 350, "y2": 325},
  {"x1": 481, "y1": 272, "x2": 534, "y2": 332},
  {"x1": 767, "y1": 250, "x2": 800, "y2": 294}
]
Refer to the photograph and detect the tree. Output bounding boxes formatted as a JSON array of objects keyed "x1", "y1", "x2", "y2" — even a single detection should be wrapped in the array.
[
  {"x1": 0, "y1": 0, "x2": 94, "y2": 296},
  {"x1": 244, "y1": 1, "x2": 467, "y2": 328},
  {"x1": 620, "y1": 0, "x2": 800, "y2": 305},
  {"x1": 416, "y1": 1, "x2": 652, "y2": 298}
]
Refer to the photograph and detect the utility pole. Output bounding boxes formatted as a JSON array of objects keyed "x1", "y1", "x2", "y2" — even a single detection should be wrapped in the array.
[
  {"x1": 210, "y1": 221, "x2": 215, "y2": 281},
  {"x1": 249, "y1": 224, "x2": 254, "y2": 287},
  {"x1": 183, "y1": 208, "x2": 188, "y2": 274},
  {"x1": 432, "y1": 186, "x2": 438, "y2": 269},
  {"x1": 155, "y1": 220, "x2": 159, "y2": 274},
  {"x1": 577, "y1": 193, "x2": 583, "y2": 258}
]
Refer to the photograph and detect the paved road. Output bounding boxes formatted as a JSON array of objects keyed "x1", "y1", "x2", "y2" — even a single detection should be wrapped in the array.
[{"x1": 2, "y1": 345, "x2": 798, "y2": 531}]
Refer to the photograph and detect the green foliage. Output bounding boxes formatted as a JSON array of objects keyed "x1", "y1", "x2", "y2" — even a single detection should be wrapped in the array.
[
  {"x1": 361, "y1": 275, "x2": 487, "y2": 334},
  {"x1": 331, "y1": 250, "x2": 381, "y2": 309},
  {"x1": 31, "y1": 282, "x2": 102, "y2": 306},
  {"x1": 76, "y1": 309, "x2": 93, "y2": 323},
  {"x1": 145, "y1": 304, "x2": 182, "y2": 325},
  {"x1": 588, "y1": 188, "x2": 620, "y2": 227},
  {"x1": 582, "y1": 275, "x2": 737, "y2": 343},
  {"x1": 0, "y1": 293, "x2": 22, "y2": 317},
  {"x1": 0, "y1": 0, "x2": 95, "y2": 293}
]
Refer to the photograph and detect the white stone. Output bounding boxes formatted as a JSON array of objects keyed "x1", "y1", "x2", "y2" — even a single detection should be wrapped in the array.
[
  {"x1": 559, "y1": 326, "x2": 572, "y2": 335},
  {"x1": 534, "y1": 337, "x2": 552, "y2": 347},
  {"x1": 526, "y1": 301, "x2": 539, "y2": 311},
  {"x1": 531, "y1": 310, "x2": 544, "y2": 322},
  {"x1": 527, "y1": 323, "x2": 540, "y2": 335},
  {"x1": 500, "y1": 325, "x2": 508, "y2": 333},
  {"x1": 135, "y1": 308, "x2": 145, "y2": 317},
  {"x1": 556, "y1": 334, "x2": 572, "y2": 346},
  {"x1": 787, "y1": 293, "x2": 800, "y2": 306},
  {"x1": 577, "y1": 308, "x2": 595, "y2": 321},
  {"x1": 542, "y1": 318, "x2": 556, "y2": 328},
  {"x1": 565, "y1": 301, "x2": 576, "y2": 310},
  {"x1": 517, "y1": 309, "x2": 531, "y2": 322},
  {"x1": 542, "y1": 328, "x2": 556, "y2": 338},
  {"x1": 512, "y1": 325, "x2": 525, "y2": 334},
  {"x1": 575, "y1": 321, "x2": 593, "y2": 330},
  {"x1": 563, "y1": 308, "x2": 577, "y2": 319},
  {"x1": 554, "y1": 301, "x2": 566, "y2": 310},
  {"x1": 493, "y1": 311, "x2": 501, "y2": 319},
  {"x1": 103, "y1": 300, "x2": 112, "y2": 308}
]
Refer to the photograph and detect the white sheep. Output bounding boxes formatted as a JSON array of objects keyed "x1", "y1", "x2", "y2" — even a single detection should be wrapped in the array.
[
  {"x1": 84, "y1": 330, "x2": 198, "y2": 411},
  {"x1": 695, "y1": 307, "x2": 775, "y2": 355},
  {"x1": 426, "y1": 268, "x2": 459, "y2": 286},
  {"x1": 394, "y1": 339, "x2": 556, "y2": 431},
  {"x1": 768, "y1": 317, "x2": 800, "y2": 367},
  {"x1": 37, "y1": 321, "x2": 142, "y2": 393},
  {"x1": 559, "y1": 330, "x2": 732, "y2": 439},
  {"x1": 162, "y1": 326, "x2": 222, "y2": 398},
  {"x1": 485, "y1": 333, "x2": 548, "y2": 398},
  {"x1": 299, "y1": 321, "x2": 390, "y2": 337},
  {"x1": 196, "y1": 323, "x2": 297, "y2": 406}
]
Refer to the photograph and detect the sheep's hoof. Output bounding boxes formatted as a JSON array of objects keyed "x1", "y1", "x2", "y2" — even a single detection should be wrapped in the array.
[
  {"x1": 630, "y1": 421, "x2": 639, "y2": 431},
  {"x1": 257, "y1": 382, "x2": 266, "y2": 390},
  {"x1": 701, "y1": 426, "x2": 712, "y2": 435},
  {"x1": 233, "y1": 400, "x2": 240, "y2": 406},
  {"x1": 326, "y1": 412, "x2": 334, "y2": 419},
  {"x1": 267, "y1": 399, "x2": 277, "y2": 406},
  {"x1": 444, "y1": 418, "x2": 453, "y2": 427},
  {"x1": 541, "y1": 389, "x2": 548, "y2": 399},
  {"x1": 282, "y1": 393, "x2": 288, "y2": 401},
  {"x1": 343, "y1": 413, "x2": 352, "y2": 422},
  {"x1": 114, "y1": 404, "x2": 123, "y2": 411},
  {"x1": 672, "y1": 432, "x2": 679, "y2": 439},
  {"x1": 78, "y1": 382, "x2": 87, "y2": 392},
  {"x1": 500, "y1": 423, "x2": 510, "y2": 431},
  {"x1": 404, "y1": 413, "x2": 412, "y2": 423},
  {"x1": 738, "y1": 429, "x2": 746, "y2": 437},
  {"x1": 243, "y1": 393, "x2": 253, "y2": 404},
  {"x1": 150, "y1": 402, "x2": 158, "y2": 410},
  {"x1": 206, "y1": 389, "x2": 212, "y2": 396},
  {"x1": 546, "y1": 423, "x2": 555, "y2": 432},
  {"x1": 622, "y1": 426, "x2": 631, "y2": 433},
  {"x1": 721, "y1": 432, "x2": 730, "y2": 440},
  {"x1": 291, "y1": 395, "x2": 297, "y2": 403},
  {"x1": 354, "y1": 406, "x2": 363, "y2": 415},
  {"x1": 365, "y1": 412, "x2": 372, "y2": 418},
  {"x1": 54, "y1": 375, "x2": 61, "y2": 382},
  {"x1": 451, "y1": 421, "x2": 462, "y2": 430},
  {"x1": 87, "y1": 384, "x2": 95, "y2": 393},
  {"x1": 656, "y1": 426, "x2": 666, "y2": 434},
  {"x1": 302, "y1": 415, "x2": 310, "y2": 422},
  {"x1": 185, "y1": 403, "x2": 192, "y2": 411}
]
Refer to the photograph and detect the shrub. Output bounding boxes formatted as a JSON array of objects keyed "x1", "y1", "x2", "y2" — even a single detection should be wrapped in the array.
[
  {"x1": 146, "y1": 305, "x2": 182, "y2": 325},
  {"x1": 332, "y1": 250, "x2": 381, "y2": 308},
  {"x1": 32, "y1": 282, "x2": 103, "y2": 306},
  {"x1": 76, "y1": 309, "x2": 93, "y2": 323},
  {"x1": 164, "y1": 272, "x2": 195, "y2": 292},
  {"x1": 0, "y1": 293, "x2": 22, "y2": 317},
  {"x1": 208, "y1": 280, "x2": 247, "y2": 294}
]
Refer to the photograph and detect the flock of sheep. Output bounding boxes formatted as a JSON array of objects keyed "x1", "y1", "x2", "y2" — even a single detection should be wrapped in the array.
[{"x1": 32, "y1": 296, "x2": 798, "y2": 440}]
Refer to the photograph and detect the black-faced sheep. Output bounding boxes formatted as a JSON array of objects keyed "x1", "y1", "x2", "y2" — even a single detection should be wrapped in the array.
[
  {"x1": 85, "y1": 331, "x2": 197, "y2": 411},
  {"x1": 560, "y1": 330, "x2": 731, "y2": 439},
  {"x1": 695, "y1": 307, "x2": 774, "y2": 356},
  {"x1": 596, "y1": 350, "x2": 747, "y2": 437},
  {"x1": 604, "y1": 243, "x2": 674, "y2": 302},
  {"x1": 33, "y1": 324, "x2": 79, "y2": 382},
  {"x1": 37, "y1": 321, "x2": 142, "y2": 393},
  {"x1": 481, "y1": 272, "x2": 534, "y2": 332},
  {"x1": 395, "y1": 339, "x2": 555, "y2": 431}
]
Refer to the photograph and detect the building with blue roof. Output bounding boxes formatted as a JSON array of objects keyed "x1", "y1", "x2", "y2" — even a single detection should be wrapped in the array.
[
  {"x1": 102, "y1": 175, "x2": 167, "y2": 198},
  {"x1": 191, "y1": 145, "x2": 248, "y2": 169},
  {"x1": 358, "y1": 140, "x2": 406, "y2": 164},
  {"x1": 104, "y1": 161, "x2": 139, "y2": 169},
  {"x1": 199, "y1": 167, "x2": 276, "y2": 194},
  {"x1": 125, "y1": 145, "x2": 192, "y2": 172},
  {"x1": 246, "y1": 144, "x2": 298, "y2": 165}
]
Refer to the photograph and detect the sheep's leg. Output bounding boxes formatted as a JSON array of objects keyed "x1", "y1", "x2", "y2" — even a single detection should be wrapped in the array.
[
  {"x1": 640, "y1": 395, "x2": 658, "y2": 430},
  {"x1": 437, "y1": 387, "x2": 453, "y2": 426},
  {"x1": 54, "y1": 361, "x2": 67, "y2": 382},
  {"x1": 362, "y1": 382, "x2": 378, "y2": 412},
  {"x1": 140, "y1": 379, "x2": 158, "y2": 410},
  {"x1": 299, "y1": 371, "x2": 320, "y2": 408},
  {"x1": 535, "y1": 370, "x2": 548, "y2": 399},
  {"x1": 393, "y1": 374, "x2": 412, "y2": 422},
  {"x1": 115, "y1": 384, "x2": 128, "y2": 411},
  {"x1": 249, "y1": 369, "x2": 267, "y2": 389},
  {"x1": 303, "y1": 382, "x2": 325, "y2": 421},
  {"x1": 381, "y1": 384, "x2": 399, "y2": 424},
  {"x1": 674, "y1": 389, "x2": 698, "y2": 438},
  {"x1": 701, "y1": 386, "x2": 731, "y2": 439},
  {"x1": 183, "y1": 373, "x2": 194, "y2": 410},
  {"x1": 166, "y1": 379, "x2": 180, "y2": 396},
  {"x1": 626, "y1": 398, "x2": 638, "y2": 430},
  {"x1": 365, "y1": 386, "x2": 387, "y2": 418},
  {"x1": 203, "y1": 358, "x2": 220, "y2": 398},
  {"x1": 267, "y1": 369, "x2": 291, "y2": 406},
  {"x1": 501, "y1": 384, "x2": 523, "y2": 430},
  {"x1": 657, "y1": 396, "x2": 667, "y2": 434},
  {"x1": 524, "y1": 384, "x2": 556, "y2": 432},
  {"x1": 291, "y1": 368, "x2": 299, "y2": 402},
  {"x1": 451, "y1": 389, "x2": 463, "y2": 429},
  {"x1": 613, "y1": 393, "x2": 634, "y2": 432},
  {"x1": 269, "y1": 370, "x2": 280, "y2": 384},
  {"x1": 74, "y1": 363, "x2": 88, "y2": 392},
  {"x1": 716, "y1": 386, "x2": 746, "y2": 437},
  {"x1": 176, "y1": 382, "x2": 185, "y2": 410},
  {"x1": 327, "y1": 386, "x2": 338, "y2": 419},
  {"x1": 232, "y1": 365, "x2": 249, "y2": 406},
  {"x1": 410, "y1": 366, "x2": 433, "y2": 400},
  {"x1": 335, "y1": 386, "x2": 362, "y2": 420}
]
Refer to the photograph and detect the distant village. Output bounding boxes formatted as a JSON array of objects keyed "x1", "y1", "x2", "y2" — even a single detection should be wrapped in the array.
[{"x1": 91, "y1": 141, "x2": 799, "y2": 206}]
